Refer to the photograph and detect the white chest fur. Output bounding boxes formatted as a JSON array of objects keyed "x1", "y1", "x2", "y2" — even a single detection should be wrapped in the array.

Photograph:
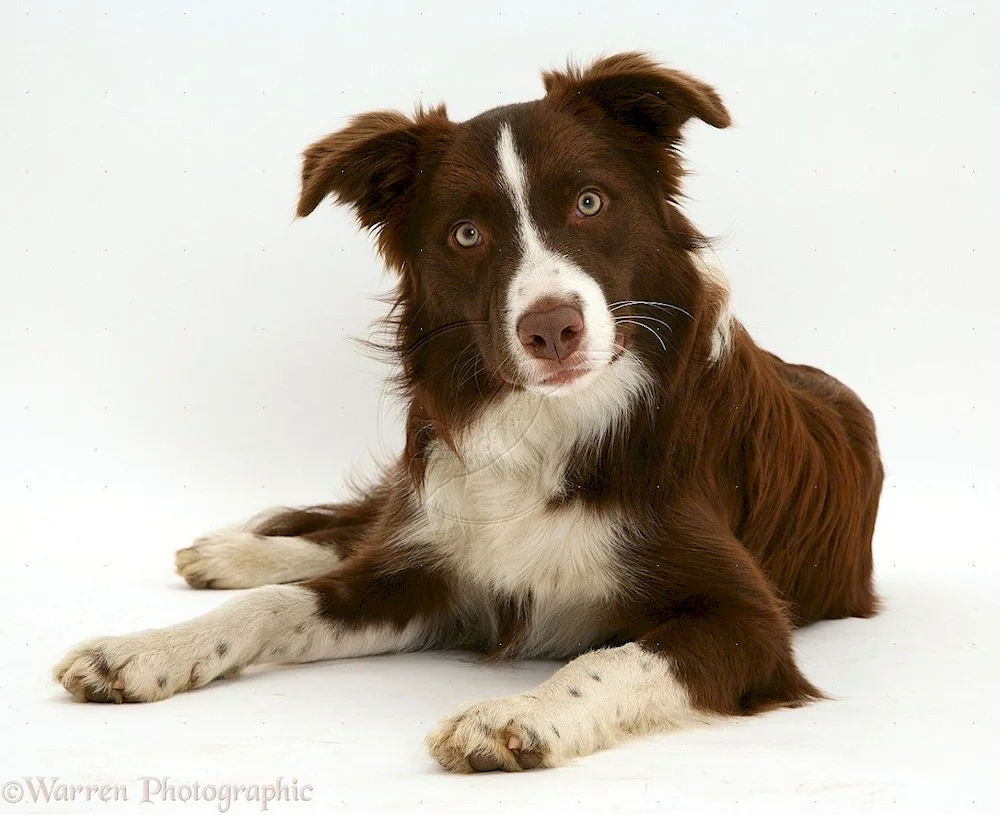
[{"x1": 408, "y1": 354, "x2": 651, "y2": 656}]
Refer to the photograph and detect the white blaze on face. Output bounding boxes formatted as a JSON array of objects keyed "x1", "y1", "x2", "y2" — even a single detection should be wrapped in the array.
[{"x1": 495, "y1": 125, "x2": 617, "y2": 394}]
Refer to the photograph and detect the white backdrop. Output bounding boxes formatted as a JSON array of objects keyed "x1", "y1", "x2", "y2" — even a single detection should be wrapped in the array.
[{"x1": 2, "y1": 2, "x2": 998, "y2": 813}]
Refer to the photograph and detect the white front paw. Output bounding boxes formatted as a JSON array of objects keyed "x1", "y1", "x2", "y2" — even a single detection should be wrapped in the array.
[
  {"x1": 52, "y1": 633, "x2": 212, "y2": 704},
  {"x1": 175, "y1": 531, "x2": 263, "y2": 589},
  {"x1": 426, "y1": 695, "x2": 562, "y2": 773}
]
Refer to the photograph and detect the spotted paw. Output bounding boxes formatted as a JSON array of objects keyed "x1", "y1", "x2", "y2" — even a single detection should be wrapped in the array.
[
  {"x1": 425, "y1": 696, "x2": 556, "y2": 773},
  {"x1": 52, "y1": 633, "x2": 213, "y2": 704}
]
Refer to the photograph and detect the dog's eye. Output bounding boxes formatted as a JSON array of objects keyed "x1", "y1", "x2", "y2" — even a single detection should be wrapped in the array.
[
  {"x1": 576, "y1": 191, "x2": 603, "y2": 217},
  {"x1": 452, "y1": 222, "x2": 482, "y2": 248}
]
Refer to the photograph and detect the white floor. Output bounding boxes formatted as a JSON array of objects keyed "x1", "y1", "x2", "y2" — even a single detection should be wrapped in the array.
[{"x1": 1, "y1": 474, "x2": 996, "y2": 814}]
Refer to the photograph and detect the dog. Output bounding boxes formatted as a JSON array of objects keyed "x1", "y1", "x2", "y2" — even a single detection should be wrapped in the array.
[{"x1": 53, "y1": 52, "x2": 883, "y2": 773}]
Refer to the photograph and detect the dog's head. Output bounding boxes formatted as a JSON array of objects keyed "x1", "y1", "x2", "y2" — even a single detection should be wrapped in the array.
[{"x1": 298, "y1": 53, "x2": 730, "y2": 399}]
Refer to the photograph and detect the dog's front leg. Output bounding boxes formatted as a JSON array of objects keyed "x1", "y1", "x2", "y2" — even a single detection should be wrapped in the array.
[
  {"x1": 54, "y1": 559, "x2": 448, "y2": 703},
  {"x1": 426, "y1": 641, "x2": 709, "y2": 773},
  {"x1": 428, "y1": 507, "x2": 823, "y2": 773}
]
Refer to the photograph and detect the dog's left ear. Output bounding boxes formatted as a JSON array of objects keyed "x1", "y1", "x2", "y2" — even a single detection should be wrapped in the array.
[{"x1": 543, "y1": 52, "x2": 731, "y2": 143}]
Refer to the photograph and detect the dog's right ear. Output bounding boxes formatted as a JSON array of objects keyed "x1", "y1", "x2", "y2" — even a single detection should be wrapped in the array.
[{"x1": 296, "y1": 105, "x2": 452, "y2": 269}]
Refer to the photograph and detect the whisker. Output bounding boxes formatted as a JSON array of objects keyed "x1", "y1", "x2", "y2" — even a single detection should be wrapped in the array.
[
  {"x1": 613, "y1": 314, "x2": 674, "y2": 333},
  {"x1": 398, "y1": 319, "x2": 490, "y2": 357},
  {"x1": 454, "y1": 339, "x2": 490, "y2": 392},
  {"x1": 455, "y1": 361, "x2": 486, "y2": 393},
  {"x1": 616, "y1": 319, "x2": 667, "y2": 352},
  {"x1": 608, "y1": 300, "x2": 694, "y2": 320},
  {"x1": 449, "y1": 344, "x2": 481, "y2": 393}
]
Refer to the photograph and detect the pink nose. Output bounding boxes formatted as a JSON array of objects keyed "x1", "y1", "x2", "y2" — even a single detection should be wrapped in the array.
[{"x1": 517, "y1": 302, "x2": 585, "y2": 361}]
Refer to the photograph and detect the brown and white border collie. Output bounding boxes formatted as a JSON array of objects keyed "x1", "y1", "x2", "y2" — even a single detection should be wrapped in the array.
[{"x1": 54, "y1": 53, "x2": 883, "y2": 773}]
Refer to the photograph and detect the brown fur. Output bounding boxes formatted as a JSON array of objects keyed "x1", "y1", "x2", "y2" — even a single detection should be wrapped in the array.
[{"x1": 257, "y1": 52, "x2": 882, "y2": 722}]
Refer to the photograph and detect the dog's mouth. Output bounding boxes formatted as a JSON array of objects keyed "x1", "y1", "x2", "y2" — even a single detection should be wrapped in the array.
[
  {"x1": 494, "y1": 319, "x2": 633, "y2": 396},
  {"x1": 525, "y1": 329, "x2": 633, "y2": 395},
  {"x1": 531, "y1": 366, "x2": 597, "y2": 397},
  {"x1": 540, "y1": 367, "x2": 593, "y2": 387}
]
